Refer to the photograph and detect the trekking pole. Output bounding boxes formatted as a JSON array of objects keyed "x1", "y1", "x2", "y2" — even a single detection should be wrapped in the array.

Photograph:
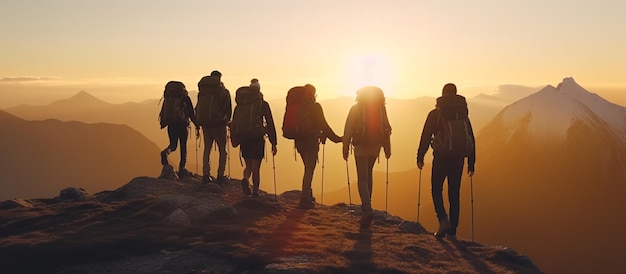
[
  {"x1": 385, "y1": 157, "x2": 389, "y2": 216},
  {"x1": 417, "y1": 168, "x2": 422, "y2": 222},
  {"x1": 227, "y1": 127, "x2": 231, "y2": 178},
  {"x1": 321, "y1": 142, "x2": 325, "y2": 204},
  {"x1": 345, "y1": 160, "x2": 354, "y2": 218},
  {"x1": 471, "y1": 175, "x2": 475, "y2": 242},
  {"x1": 272, "y1": 152, "x2": 277, "y2": 201},
  {"x1": 195, "y1": 132, "x2": 199, "y2": 174}
]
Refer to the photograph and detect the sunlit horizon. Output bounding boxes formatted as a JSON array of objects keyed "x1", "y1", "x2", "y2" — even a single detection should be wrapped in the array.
[{"x1": 1, "y1": 1, "x2": 624, "y2": 107}]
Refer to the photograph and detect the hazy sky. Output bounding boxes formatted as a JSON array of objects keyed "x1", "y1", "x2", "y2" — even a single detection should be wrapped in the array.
[{"x1": 1, "y1": 0, "x2": 624, "y2": 106}]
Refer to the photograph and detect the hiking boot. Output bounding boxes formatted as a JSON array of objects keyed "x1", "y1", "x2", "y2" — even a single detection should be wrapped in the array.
[
  {"x1": 435, "y1": 218, "x2": 451, "y2": 238},
  {"x1": 160, "y1": 149, "x2": 170, "y2": 166},
  {"x1": 297, "y1": 198, "x2": 315, "y2": 209},
  {"x1": 178, "y1": 168, "x2": 191, "y2": 178},
  {"x1": 241, "y1": 179, "x2": 252, "y2": 196},
  {"x1": 359, "y1": 205, "x2": 373, "y2": 229}
]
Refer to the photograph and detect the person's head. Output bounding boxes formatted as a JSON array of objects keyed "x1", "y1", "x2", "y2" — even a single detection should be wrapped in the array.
[
  {"x1": 304, "y1": 84, "x2": 316, "y2": 96},
  {"x1": 356, "y1": 86, "x2": 385, "y2": 105},
  {"x1": 442, "y1": 83, "x2": 457, "y2": 96},
  {"x1": 249, "y1": 78, "x2": 261, "y2": 93},
  {"x1": 210, "y1": 70, "x2": 222, "y2": 78}
]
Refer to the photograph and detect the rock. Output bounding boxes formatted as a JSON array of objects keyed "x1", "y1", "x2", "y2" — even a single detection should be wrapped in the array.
[
  {"x1": 0, "y1": 198, "x2": 33, "y2": 210},
  {"x1": 57, "y1": 187, "x2": 92, "y2": 201},
  {"x1": 159, "y1": 165, "x2": 179, "y2": 180},
  {"x1": 398, "y1": 221, "x2": 428, "y2": 234},
  {"x1": 166, "y1": 208, "x2": 191, "y2": 226}
]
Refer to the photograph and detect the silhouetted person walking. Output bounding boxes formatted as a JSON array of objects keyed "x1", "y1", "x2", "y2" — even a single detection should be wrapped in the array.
[
  {"x1": 196, "y1": 70, "x2": 232, "y2": 184},
  {"x1": 283, "y1": 84, "x2": 342, "y2": 209},
  {"x1": 230, "y1": 82, "x2": 278, "y2": 197},
  {"x1": 343, "y1": 86, "x2": 391, "y2": 229},
  {"x1": 417, "y1": 83, "x2": 476, "y2": 240},
  {"x1": 159, "y1": 81, "x2": 199, "y2": 178}
]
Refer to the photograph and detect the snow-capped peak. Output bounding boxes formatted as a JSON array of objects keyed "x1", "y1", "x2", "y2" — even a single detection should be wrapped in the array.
[{"x1": 496, "y1": 78, "x2": 626, "y2": 141}]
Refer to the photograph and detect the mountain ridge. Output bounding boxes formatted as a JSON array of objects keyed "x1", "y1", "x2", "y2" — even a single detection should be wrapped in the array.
[{"x1": 0, "y1": 110, "x2": 162, "y2": 200}]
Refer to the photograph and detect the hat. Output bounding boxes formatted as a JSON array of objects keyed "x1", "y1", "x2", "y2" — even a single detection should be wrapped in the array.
[
  {"x1": 250, "y1": 78, "x2": 260, "y2": 89},
  {"x1": 210, "y1": 70, "x2": 222, "y2": 77}
]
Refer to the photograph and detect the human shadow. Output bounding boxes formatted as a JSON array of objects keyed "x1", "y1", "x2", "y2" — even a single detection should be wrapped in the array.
[
  {"x1": 438, "y1": 239, "x2": 495, "y2": 274},
  {"x1": 345, "y1": 228, "x2": 374, "y2": 272}
]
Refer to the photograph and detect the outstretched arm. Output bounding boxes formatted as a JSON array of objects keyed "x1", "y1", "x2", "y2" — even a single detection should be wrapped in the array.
[{"x1": 314, "y1": 103, "x2": 342, "y2": 143}]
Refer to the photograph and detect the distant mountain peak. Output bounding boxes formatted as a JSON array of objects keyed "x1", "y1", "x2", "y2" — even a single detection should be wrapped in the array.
[
  {"x1": 557, "y1": 77, "x2": 577, "y2": 88},
  {"x1": 68, "y1": 90, "x2": 102, "y2": 102},
  {"x1": 489, "y1": 78, "x2": 626, "y2": 142},
  {"x1": 51, "y1": 90, "x2": 109, "y2": 107}
]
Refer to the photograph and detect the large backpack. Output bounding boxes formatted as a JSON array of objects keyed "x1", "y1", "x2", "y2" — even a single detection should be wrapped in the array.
[
  {"x1": 282, "y1": 86, "x2": 316, "y2": 139},
  {"x1": 352, "y1": 86, "x2": 391, "y2": 146},
  {"x1": 196, "y1": 75, "x2": 229, "y2": 127},
  {"x1": 159, "y1": 81, "x2": 188, "y2": 127},
  {"x1": 230, "y1": 86, "x2": 265, "y2": 145},
  {"x1": 431, "y1": 96, "x2": 474, "y2": 156}
]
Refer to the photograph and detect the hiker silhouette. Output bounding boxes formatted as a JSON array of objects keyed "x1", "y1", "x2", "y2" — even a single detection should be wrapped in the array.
[
  {"x1": 416, "y1": 83, "x2": 476, "y2": 240},
  {"x1": 342, "y1": 86, "x2": 391, "y2": 229},
  {"x1": 282, "y1": 84, "x2": 342, "y2": 209},
  {"x1": 230, "y1": 80, "x2": 278, "y2": 198},
  {"x1": 195, "y1": 70, "x2": 232, "y2": 184},
  {"x1": 159, "y1": 81, "x2": 199, "y2": 178}
]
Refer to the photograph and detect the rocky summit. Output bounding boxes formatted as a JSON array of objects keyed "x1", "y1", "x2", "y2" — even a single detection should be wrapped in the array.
[{"x1": 0, "y1": 171, "x2": 543, "y2": 273}]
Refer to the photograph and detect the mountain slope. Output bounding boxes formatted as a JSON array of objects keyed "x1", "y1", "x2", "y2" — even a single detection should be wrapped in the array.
[
  {"x1": 474, "y1": 78, "x2": 626, "y2": 273},
  {"x1": 0, "y1": 110, "x2": 162, "y2": 200}
]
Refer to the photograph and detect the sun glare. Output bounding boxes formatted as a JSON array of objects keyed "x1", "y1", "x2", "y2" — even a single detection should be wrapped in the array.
[{"x1": 341, "y1": 53, "x2": 395, "y2": 97}]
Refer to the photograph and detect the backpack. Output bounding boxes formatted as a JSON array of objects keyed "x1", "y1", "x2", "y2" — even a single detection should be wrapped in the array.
[
  {"x1": 159, "y1": 81, "x2": 189, "y2": 127},
  {"x1": 352, "y1": 86, "x2": 391, "y2": 146},
  {"x1": 431, "y1": 96, "x2": 474, "y2": 156},
  {"x1": 196, "y1": 75, "x2": 228, "y2": 127},
  {"x1": 230, "y1": 86, "x2": 265, "y2": 145},
  {"x1": 282, "y1": 86, "x2": 316, "y2": 139}
]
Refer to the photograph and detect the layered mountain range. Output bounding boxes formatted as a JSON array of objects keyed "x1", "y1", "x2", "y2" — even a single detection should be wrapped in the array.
[{"x1": 0, "y1": 110, "x2": 161, "y2": 200}]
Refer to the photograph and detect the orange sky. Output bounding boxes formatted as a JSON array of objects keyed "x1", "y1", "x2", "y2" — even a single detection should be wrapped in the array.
[{"x1": 1, "y1": 1, "x2": 624, "y2": 107}]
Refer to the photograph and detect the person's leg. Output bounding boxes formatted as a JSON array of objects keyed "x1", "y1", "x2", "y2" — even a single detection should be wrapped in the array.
[
  {"x1": 241, "y1": 138, "x2": 263, "y2": 196},
  {"x1": 241, "y1": 157, "x2": 252, "y2": 196},
  {"x1": 251, "y1": 159, "x2": 262, "y2": 196},
  {"x1": 366, "y1": 156, "x2": 376, "y2": 199},
  {"x1": 432, "y1": 155, "x2": 451, "y2": 237},
  {"x1": 178, "y1": 125, "x2": 189, "y2": 172},
  {"x1": 161, "y1": 126, "x2": 178, "y2": 166},
  {"x1": 201, "y1": 127, "x2": 214, "y2": 181},
  {"x1": 431, "y1": 156, "x2": 448, "y2": 220},
  {"x1": 297, "y1": 140, "x2": 318, "y2": 205},
  {"x1": 355, "y1": 156, "x2": 372, "y2": 208},
  {"x1": 355, "y1": 155, "x2": 375, "y2": 228},
  {"x1": 447, "y1": 157, "x2": 465, "y2": 236},
  {"x1": 214, "y1": 126, "x2": 228, "y2": 180}
]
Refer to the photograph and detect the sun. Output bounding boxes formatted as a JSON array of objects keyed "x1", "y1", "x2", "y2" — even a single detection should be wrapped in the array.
[{"x1": 341, "y1": 53, "x2": 395, "y2": 97}]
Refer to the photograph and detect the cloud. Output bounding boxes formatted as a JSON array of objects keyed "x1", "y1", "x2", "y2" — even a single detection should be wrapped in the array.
[{"x1": 0, "y1": 76, "x2": 58, "y2": 82}]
